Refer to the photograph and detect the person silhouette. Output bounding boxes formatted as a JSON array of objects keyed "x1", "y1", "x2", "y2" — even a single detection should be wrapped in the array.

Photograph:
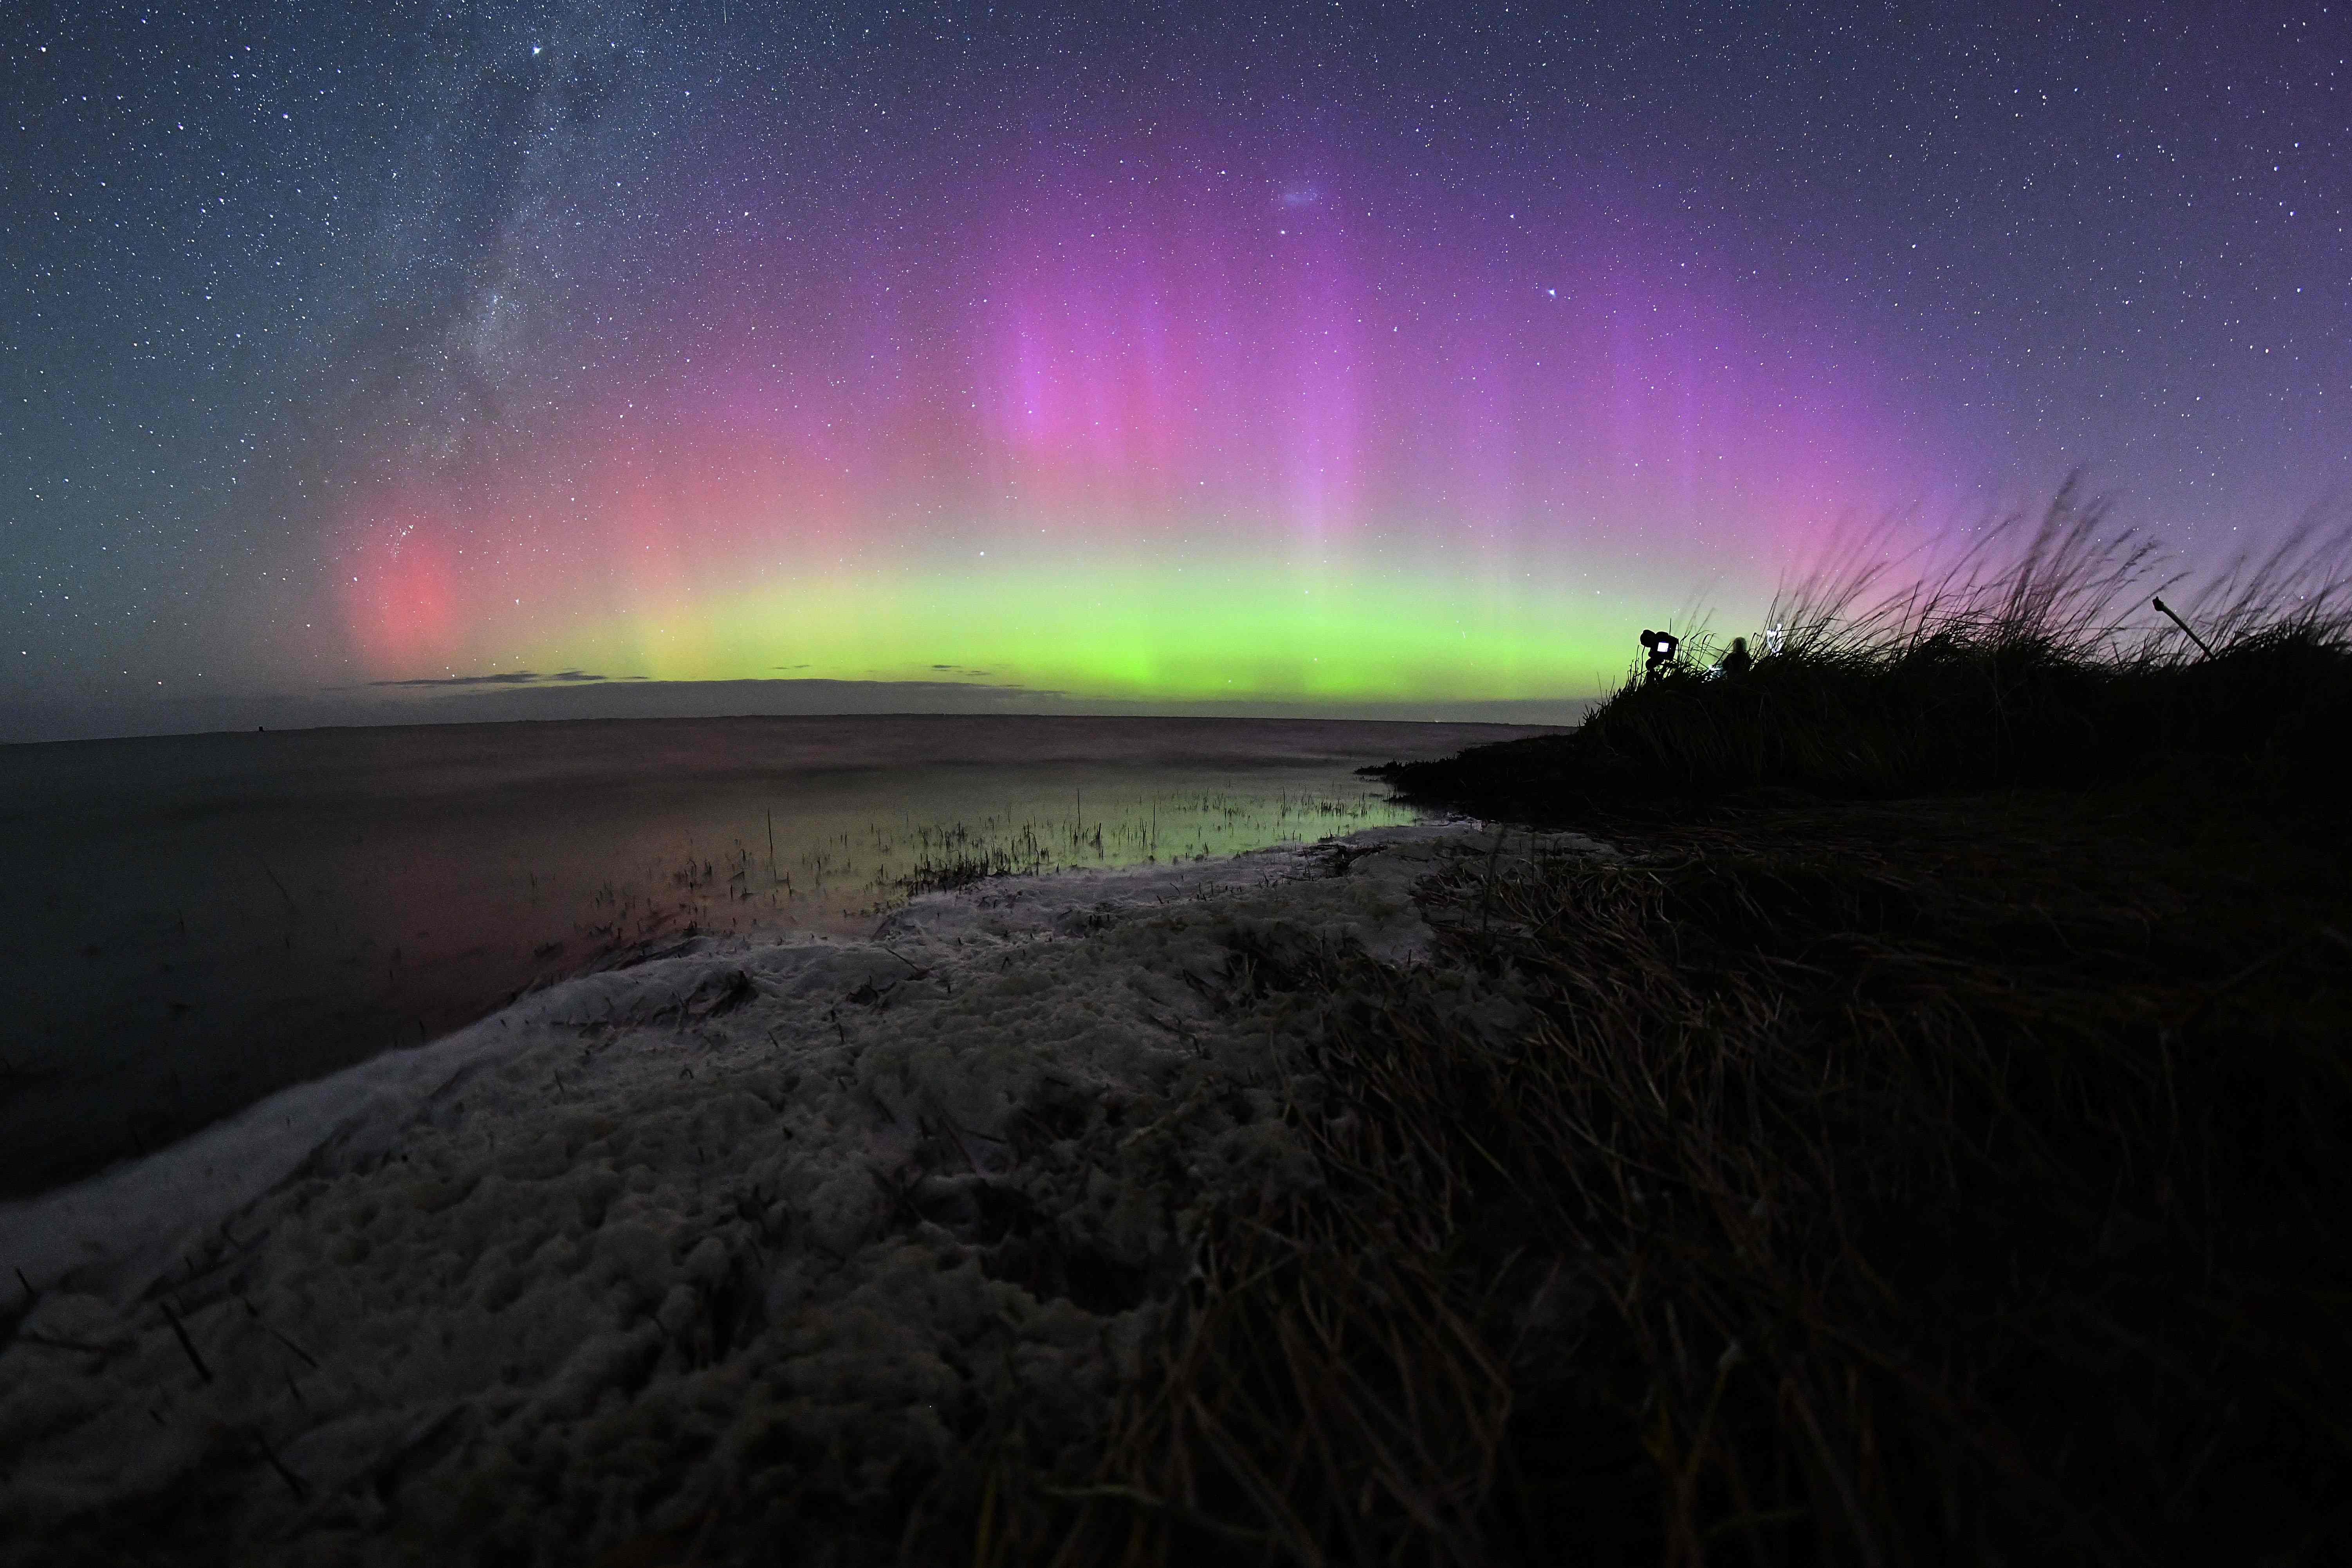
[{"x1": 1718, "y1": 636, "x2": 1752, "y2": 677}]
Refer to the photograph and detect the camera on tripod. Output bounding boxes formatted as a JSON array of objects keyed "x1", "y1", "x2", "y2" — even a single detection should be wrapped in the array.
[{"x1": 1638, "y1": 629, "x2": 1680, "y2": 682}]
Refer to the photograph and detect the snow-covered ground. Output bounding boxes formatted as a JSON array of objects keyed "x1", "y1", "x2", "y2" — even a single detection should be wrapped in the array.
[{"x1": 0, "y1": 823, "x2": 1613, "y2": 1564}]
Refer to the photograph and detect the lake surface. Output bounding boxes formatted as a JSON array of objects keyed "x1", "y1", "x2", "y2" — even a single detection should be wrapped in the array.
[{"x1": 0, "y1": 713, "x2": 1550, "y2": 1198}]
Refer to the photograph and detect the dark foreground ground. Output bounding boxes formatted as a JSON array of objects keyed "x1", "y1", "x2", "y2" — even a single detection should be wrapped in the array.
[
  {"x1": 1297, "y1": 611, "x2": 2352, "y2": 1564},
  {"x1": 1302, "y1": 770, "x2": 2350, "y2": 1564},
  {"x1": 7, "y1": 625, "x2": 2348, "y2": 1564},
  {"x1": 906, "y1": 742, "x2": 2349, "y2": 1564}
]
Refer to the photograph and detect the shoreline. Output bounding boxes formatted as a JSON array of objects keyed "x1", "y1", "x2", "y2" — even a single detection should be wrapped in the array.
[
  {"x1": 0, "y1": 712, "x2": 1535, "y2": 1204},
  {"x1": 0, "y1": 821, "x2": 1614, "y2": 1562},
  {"x1": 0, "y1": 824, "x2": 1477, "y2": 1300}
]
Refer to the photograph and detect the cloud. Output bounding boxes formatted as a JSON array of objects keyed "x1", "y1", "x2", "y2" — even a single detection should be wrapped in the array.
[{"x1": 365, "y1": 669, "x2": 622, "y2": 687}]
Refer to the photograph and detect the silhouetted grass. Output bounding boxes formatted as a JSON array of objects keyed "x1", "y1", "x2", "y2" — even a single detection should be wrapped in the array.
[
  {"x1": 965, "y1": 790, "x2": 2350, "y2": 1564},
  {"x1": 1376, "y1": 481, "x2": 2352, "y2": 816},
  {"x1": 957, "y1": 488, "x2": 2352, "y2": 1564}
]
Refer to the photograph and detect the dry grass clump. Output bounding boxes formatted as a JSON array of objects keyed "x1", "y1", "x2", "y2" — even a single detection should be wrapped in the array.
[
  {"x1": 976, "y1": 487, "x2": 2352, "y2": 1563},
  {"x1": 997, "y1": 1194, "x2": 1511, "y2": 1567},
  {"x1": 1445, "y1": 804, "x2": 2349, "y2": 1563},
  {"x1": 989, "y1": 784, "x2": 2350, "y2": 1564}
]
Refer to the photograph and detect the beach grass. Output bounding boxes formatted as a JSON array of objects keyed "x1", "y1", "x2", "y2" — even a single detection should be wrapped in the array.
[
  {"x1": 976, "y1": 489, "x2": 2352, "y2": 1564},
  {"x1": 1375, "y1": 481, "x2": 2352, "y2": 817},
  {"x1": 1033, "y1": 790, "x2": 2347, "y2": 1564}
]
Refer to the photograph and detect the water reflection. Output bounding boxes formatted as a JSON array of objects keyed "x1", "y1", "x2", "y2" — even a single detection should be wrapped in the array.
[{"x1": 0, "y1": 715, "x2": 1545, "y2": 1196}]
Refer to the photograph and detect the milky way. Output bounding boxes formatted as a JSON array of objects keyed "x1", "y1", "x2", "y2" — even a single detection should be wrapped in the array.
[{"x1": 6, "y1": 2, "x2": 2346, "y2": 735}]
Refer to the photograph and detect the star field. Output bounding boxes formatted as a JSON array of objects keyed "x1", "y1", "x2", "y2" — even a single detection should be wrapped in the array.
[{"x1": 4, "y1": 1, "x2": 2346, "y2": 736}]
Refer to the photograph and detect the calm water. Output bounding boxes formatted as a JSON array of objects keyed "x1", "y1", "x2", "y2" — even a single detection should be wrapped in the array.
[{"x1": 0, "y1": 713, "x2": 1549, "y2": 1198}]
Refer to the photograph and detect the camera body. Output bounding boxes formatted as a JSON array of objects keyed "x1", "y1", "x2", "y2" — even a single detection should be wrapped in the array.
[{"x1": 1638, "y1": 628, "x2": 1680, "y2": 680}]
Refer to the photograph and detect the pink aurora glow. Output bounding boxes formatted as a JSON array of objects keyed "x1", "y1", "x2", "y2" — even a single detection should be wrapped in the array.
[{"x1": 327, "y1": 148, "x2": 1962, "y2": 679}]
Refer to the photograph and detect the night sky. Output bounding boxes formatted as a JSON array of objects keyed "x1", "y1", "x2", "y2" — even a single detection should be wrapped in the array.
[{"x1": 5, "y1": 1, "x2": 2346, "y2": 740}]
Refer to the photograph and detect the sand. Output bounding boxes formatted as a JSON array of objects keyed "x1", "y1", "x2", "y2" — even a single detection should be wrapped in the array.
[{"x1": 0, "y1": 823, "x2": 1613, "y2": 1564}]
